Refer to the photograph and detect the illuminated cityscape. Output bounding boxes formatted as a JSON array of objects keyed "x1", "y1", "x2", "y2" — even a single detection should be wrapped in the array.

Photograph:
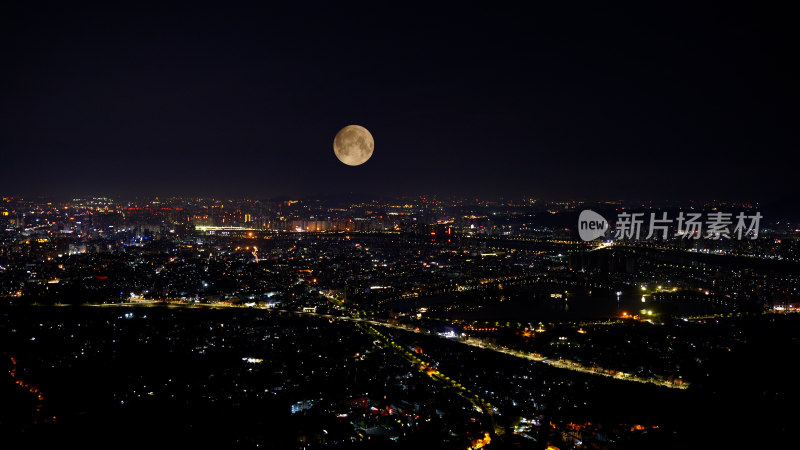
[{"x1": 2, "y1": 195, "x2": 799, "y2": 448}]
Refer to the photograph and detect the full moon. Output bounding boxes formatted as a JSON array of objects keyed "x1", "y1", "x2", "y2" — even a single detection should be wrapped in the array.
[{"x1": 333, "y1": 125, "x2": 374, "y2": 166}]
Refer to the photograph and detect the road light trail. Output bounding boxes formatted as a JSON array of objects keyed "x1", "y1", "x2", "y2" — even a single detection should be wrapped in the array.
[{"x1": 89, "y1": 298, "x2": 690, "y2": 389}]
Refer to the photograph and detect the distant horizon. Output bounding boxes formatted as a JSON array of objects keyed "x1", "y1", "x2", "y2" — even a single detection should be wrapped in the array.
[{"x1": 0, "y1": 191, "x2": 783, "y2": 205}]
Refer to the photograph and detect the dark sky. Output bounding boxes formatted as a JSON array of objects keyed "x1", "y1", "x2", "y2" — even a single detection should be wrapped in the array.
[{"x1": 1, "y1": 3, "x2": 796, "y2": 202}]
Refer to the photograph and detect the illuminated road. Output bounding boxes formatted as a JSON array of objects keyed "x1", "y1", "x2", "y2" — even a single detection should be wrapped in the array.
[
  {"x1": 356, "y1": 322, "x2": 497, "y2": 416},
  {"x1": 89, "y1": 299, "x2": 689, "y2": 389},
  {"x1": 366, "y1": 321, "x2": 689, "y2": 390}
]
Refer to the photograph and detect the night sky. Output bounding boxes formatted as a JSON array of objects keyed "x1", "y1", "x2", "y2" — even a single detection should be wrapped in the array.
[{"x1": 1, "y1": 3, "x2": 796, "y2": 202}]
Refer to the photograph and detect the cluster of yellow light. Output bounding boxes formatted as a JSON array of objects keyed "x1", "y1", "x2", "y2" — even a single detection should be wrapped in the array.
[{"x1": 469, "y1": 432, "x2": 491, "y2": 449}]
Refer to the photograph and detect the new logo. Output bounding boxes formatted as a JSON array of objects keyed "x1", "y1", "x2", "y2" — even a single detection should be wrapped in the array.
[{"x1": 578, "y1": 210, "x2": 609, "y2": 241}]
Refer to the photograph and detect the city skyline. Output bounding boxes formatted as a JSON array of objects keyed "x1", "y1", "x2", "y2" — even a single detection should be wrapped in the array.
[{"x1": 3, "y1": 192, "x2": 799, "y2": 447}]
